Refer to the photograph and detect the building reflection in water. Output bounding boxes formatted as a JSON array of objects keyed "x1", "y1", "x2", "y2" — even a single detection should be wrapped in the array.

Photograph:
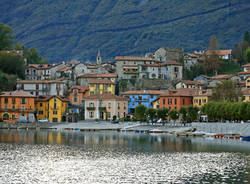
[{"x1": 0, "y1": 130, "x2": 249, "y2": 153}]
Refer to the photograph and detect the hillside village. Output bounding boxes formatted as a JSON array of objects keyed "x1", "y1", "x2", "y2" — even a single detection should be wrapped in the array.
[{"x1": 1, "y1": 45, "x2": 250, "y2": 123}]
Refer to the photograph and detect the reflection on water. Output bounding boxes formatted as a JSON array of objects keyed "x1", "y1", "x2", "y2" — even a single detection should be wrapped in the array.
[{"x1": 0, "y1": 130, "x2": 249, "y2": 183}]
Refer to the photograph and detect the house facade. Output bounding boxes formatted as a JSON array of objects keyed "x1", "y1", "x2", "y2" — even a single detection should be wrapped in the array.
[
  {"x1": 35, "y1": 96, "x2": 68, "y2": 122},
  {"x1": 89, "y1": 79, "x2": 115, "y2": 96},
  {"x1": 25, "y1": 63, "x2": 65, "y2": 80},
  {"x1": 121, "y1": 90, "x2": 167, "y2": 114},
  {"x1": 83, "y1": 94, "x2": 128, "y2": 120},
  {"x1": 16, "y1": 80, "x2": 65, "y2": 96},
  {"x1": 176, "y1": 80, "x2": 202, "y2": 89},
  {"x1": 0, "y1": 90, "x2": 35, "y2": 123},
  {"x1": 193, "y1": 90, "x2": 212, "y2": 108},
  {"x1": 115, "y1": 56, "x2": 161, "y2": 79},
  {"x1": 78, "y1": 73, "x2": 117, "y2": 86},
  {"x1": 159, "y1": 89, "x2": 199, "y2": 110}
]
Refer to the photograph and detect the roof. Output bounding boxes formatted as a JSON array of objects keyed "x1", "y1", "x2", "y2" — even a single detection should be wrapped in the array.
[
  {"x1": 89, "y1": 79, "x2": 114, "y2": 84},
  {"x1": 165, "y1": 61, "x2": 182, "y2": 65},
  {"x1": 238, "y1": 71, "x2": 250, "y2": 75},
  {"x1": 17, "y1": 80, "x2": 64, "y2": 84},
  {"x1": 121, "y1": 90, "x2": 168, "y2": 95},
  {"x1": 27, "y1": 64, "x2": 59, "y2": 69},
  {"x1": 210, "y1": 74, "x2": 234, "y2": 80},
  {"x1": 83, "y1": 94, "x2": 128, "y2": 101},
  {"x1": 57, "y1": 67, "x2": 71, "y2": 72},
  {"x1": 205, "y1": 50, "x2": 232, "y2": 56},
  {"x1": 68, "y1": 85, "x2": 89, "y2": 93},
  {"x1": 242, "y1": 89, "x2": 250, "y2": 95},
  {"x1": 179, "y1": 80, "x2": 202, "y2": 85},
  {"x1": 160, "y1": 88, "x2": 200, "y2": 97},
  {"x1": 35, "y1": 95, "x2": 69, "y2": 102},
  {"x1": 78, "y1": 73, "x2": 117, "y2": 78},
  {"x1": 0, "y1": 90, "x2": 35, "y2": 98},
  {"x1": 193, "y1": 89, "x2": 212, "y2": 97},
  {"x1": 123, "y1": 66, "x2": 138, "y2": 69},
  {"x1": 115, "y1": 56, "x2": 157, "y2": 62},
  {"x1": 242, "y1": 63, "x2": 250, "y2": 67}
]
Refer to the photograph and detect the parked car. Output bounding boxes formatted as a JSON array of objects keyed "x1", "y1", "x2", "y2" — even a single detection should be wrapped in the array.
[{"x1": 38, "y1": 119, "x2": 49, "y2": 123}]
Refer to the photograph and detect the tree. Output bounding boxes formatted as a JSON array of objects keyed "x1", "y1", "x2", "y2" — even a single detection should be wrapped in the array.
[
  {"x1": 24, "y1": 47, "x2": 48, "y2": 64},
  {"x1": 157, "y1": 108, "x2": 169, "y2": 120},
  {"x1": 179, "y1": 107, "x2": 187, "y2": 121},
  {"x1": 243, "y1": 47, "x2": 250, "y2": 64},
  {"x1": 145, "y1": 108, "x2": 157, "y2": 120},
  {"x1": 0, "y1": 51, "x2": 25, "y2": 79},
  {"x1": 169, "y1": 110, "x2": 179, "y2": 122},
  {"x1": 135, "y1": 105, "x2": 147, "y2": 121},
  {"x1": 0, "y1": 23, "x2": 14, "y2": 50},
  {"x1": 187, "y1": 106, "x2": 199, "y2": 121},
  {"x1": 208, "y1": 34, "x2": 220, "y2": 50},
  {"x1": 202, "y1": 51, "x2": 221, "y2": 75},
  {"x1": 211, "y1": 80, "x2": 242, "y2": 102},
  {"x1": 243, "y1": 30, "x2": 250, "y2": 45}
]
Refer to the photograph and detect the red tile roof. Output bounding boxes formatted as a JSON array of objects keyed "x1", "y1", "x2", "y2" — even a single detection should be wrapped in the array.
[
  {"x1": 238, "y1": 71, "x2": 250, "y2": 75},
  {"x1": 17, "y1": 80, "x2": 64, "y2": 84},
  {"x1": 83, "y1": 94, "x2": 128, "y2": 101},
  {"x1": 180, "y1": 80, "x2": 202, "y2": 85},
  {"x1": 165, "y1": 61, "x2": 182, "y2": 65},
  {"x1": 68, "y1": 85, "x2": 89, "y2": 93},
  {"x1": 242, "y1": 89, "x2": 250, "y2": 95},
  {"x1": 205, "y1": 50, "x2": 231, "y2": 56},
  {"x1": 210, "y1": 74, "x2": 234, "y2": 80},
  {"x1": 0, "y1": 90, "x2": 35, "y2": 97},
  {"x1": 35, "y1": 95, "x2": 69, "y2": 102},
  {"x1": 78, "y1": 73, "x2": 117, "y2": 78},
  {"x1": 121, "y1": 90, "x2": 168, "y2": 95},
  {"x1": 57, "y1": 67, "x2": 71, "y2": 72},
  {"x1": 242, "y1": 63, "x2": 250, "y2": 67},
  {"x1": 27, "y1": 64, "x2": 60, "y2": 69},
  {"x1": 115, "y1": 56, "x2": 158, "y2": 62},
  {"x1": 160, "y1": 88, "x2": 200, "y2": 97},
  {"x1": 89, "y1": 79, "x2": 114, "y2": 84}
]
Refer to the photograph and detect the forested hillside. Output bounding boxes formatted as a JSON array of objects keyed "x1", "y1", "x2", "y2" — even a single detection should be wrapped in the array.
[{"x1": 0, "y1": 0, "x2": 250, "y2": 62}]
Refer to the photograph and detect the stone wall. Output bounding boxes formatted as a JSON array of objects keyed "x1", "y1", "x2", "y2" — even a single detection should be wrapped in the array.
[{"x1": 192, "y1": 123, "x2": 250, "y2": 136}]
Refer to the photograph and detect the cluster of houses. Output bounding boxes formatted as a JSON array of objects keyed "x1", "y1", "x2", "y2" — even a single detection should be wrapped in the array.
[{"x1": 0, "y1": 48, "x2": 250, "y2": 123}]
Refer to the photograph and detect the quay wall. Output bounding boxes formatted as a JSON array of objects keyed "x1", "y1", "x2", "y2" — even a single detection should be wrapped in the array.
[{"x1": 191, "y1": 123, "x2": 250, "y2": 136}]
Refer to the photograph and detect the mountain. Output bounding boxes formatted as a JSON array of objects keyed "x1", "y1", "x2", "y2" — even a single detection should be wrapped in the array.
[{"x1": 0, "y1": 0, "x2": 250, "y2": 62}]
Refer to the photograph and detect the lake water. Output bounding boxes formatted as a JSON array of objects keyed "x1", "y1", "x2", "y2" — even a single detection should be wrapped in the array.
[{"x1": 0, "y1": 130, "x2": 249, "y2": 184}]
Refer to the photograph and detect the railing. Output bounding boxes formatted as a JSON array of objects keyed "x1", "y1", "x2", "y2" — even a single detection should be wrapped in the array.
[
  {"x1": 99, "y1": 107, "x2": 106, "y2": 111},
  {"x1": 87, "y1": 107, "x2": 95, "y2": 111}
]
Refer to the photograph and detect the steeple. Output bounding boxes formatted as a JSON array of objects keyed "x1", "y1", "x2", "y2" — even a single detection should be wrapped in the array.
[{"x1": 96, "y1": 50, "x2": 102, "y2": 65}]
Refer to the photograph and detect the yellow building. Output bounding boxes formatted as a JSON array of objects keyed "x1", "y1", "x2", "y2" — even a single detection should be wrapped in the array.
[
  {"x1": 246, "y1": 76, "x2": 250, "y2": 89},
  {"x1": 152, "y1": 98, "x2": 160, "y2": 109},
  {"x1": 193, "y1": 90, "x2": 212, "y2": 108},
  {"x1": 242, "y1": 89, "x2": 250, "y2": 102},
  {"x1": 35, "y1": 96, "x2": 69, "y2": 122},
  {"x1": 89, "y1": 79, "x2": 115, "y2": 96}
]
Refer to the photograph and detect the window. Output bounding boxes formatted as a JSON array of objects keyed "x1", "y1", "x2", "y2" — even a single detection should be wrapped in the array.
[
  {"x1": 74, "y1": 97, "x2": 77, "y2": 102},
  {"x1": 12, "y1": 114, "x2": 15, "y2": 120},
  {"x1": 163, "y1": 99, "x2": 165, "y2": 105},
  {"x1": 39, "y1": 111, "x2": 43, "y2": 114},
  {"x1": 40, "y1": 103, "x2": 43, "y2": 107},
  {"x1": 174, "y1": 99, "x2": 177, "y2": 105},
  {"x1": 108, "y1": 103, "x2": 111, "y2": 109},
  {"x1": 123, "y1": 103, "x2": 126, "y2": 109},
  {"x1": 89, "y1": 102, "x2": 94, "y2": 107},
  {"x1": 12, "y1": 98, "x2": 16, "y2": 104},
  {"x1": 118, "y1": 112, "x2": 120, "y2": 118},
  {"x1": 53, "y1": 111, "x2": 57, "y2": 115},
  {"x1": 22, "y1": 106, "x2": 25, "y2": 111},
  {"x1": 108, "y1": 112, "x2": 111, "y2": 118},
  {"x1": 12, "y1": 105, "x2": 15, "y2": 109},
  {"x1": 21, "y1": 98, "x2": 26, "y2": 104},
  {"x1": 89, "y1": 111, "x2": 94, "y2": 118},
  {"x1": 4, "y1": 98, "x2": 8, "y2": 104},
  {"x1": 36, "y1": 84, "x2": 39, "y2": 90},
  {"x1": 90, "y1": 91, "x2": 94, "y2": 96},
  {"x1": 203, "y1": 99, "x2": 206, "y2": 103},
  {"x1": 174, "y1": 67, "x2": 179, "y2": 72},
  {"x1": 118, "y1": 103, "x2": 120, "y2": 109},
  {"x1": 168, "y1": 99, "x2": 172, "y2": 105},
  {"x1": 183, "y1": 99, "x2": 185, "y2": 105}
]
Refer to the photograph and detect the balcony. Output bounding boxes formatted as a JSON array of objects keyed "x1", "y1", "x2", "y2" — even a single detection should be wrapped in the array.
[
  {"x1": 0, "y1": 108, "x2": 34, "y2": 113},
  {"x1": 87, "y1": 107, "x2": 96, "y2": 111},
  {"x1": 98, "y1": 107, "x2": 106, "y2": 111}
]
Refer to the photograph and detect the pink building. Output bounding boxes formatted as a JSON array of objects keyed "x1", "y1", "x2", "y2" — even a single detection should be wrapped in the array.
[{"x1": 83, "y1": 94, "x2": 128, "y2": 120}]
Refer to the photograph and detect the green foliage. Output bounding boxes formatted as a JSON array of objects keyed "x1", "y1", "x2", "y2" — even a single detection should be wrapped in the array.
[
  {"x1": 211, "y1": 80, "x2": 242, "y2": 102},
  {"x1": 169, "y1": 110, "x2": 179, "y2": 121},
  {"x1": 135, "y1": 104, "x2": 147, "y2": 121},
  {"x1": 202, "y1": 102, "x2": 250, "y2": 121},
  {"x1": 218, "y1": 60, "x2": 241, "y2": 75},
  {"x1": 179, "y1": 106, "x2": 199, "y2": 122},
  {"x1": 0, "y1": 1, "x2": 250, "y2": 61},
  {"x1": 243, "y1": 47, "x2": 250, "y2": 64},
  {"x1": 0, "y1": 23, "x2": 14, "y2": 50},
  {"x1": 183, "y1": 64, "x2": 205, "y2": 80},
  {"x1": 157, "y1": 108, "x2": 169, "y2": 120},
  {"x1": 145, "y1": 108, "x2": 156, "y2": 120},
  {"x1": 119, "y1": 79, "x2": 128, "y2": 92},
  {"x1": 243, "y1": 30, "x2": 250, "y2": 45}
]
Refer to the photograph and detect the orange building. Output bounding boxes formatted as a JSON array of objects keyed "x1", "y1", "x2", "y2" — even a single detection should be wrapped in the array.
[
  {"x1": 0, "y1": 90, "x2": 35, "y2": 123},
  {"x1": 159, "y1": 89, "x2": 199, "y2": 110},
  {"x1": 68, "y1": 85, "x2": 89, "y2": 105}
]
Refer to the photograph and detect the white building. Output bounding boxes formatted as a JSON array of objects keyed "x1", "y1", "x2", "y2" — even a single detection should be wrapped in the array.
[{"x1": 16, "y1": 80, "x2": 65, "y2": 96}]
